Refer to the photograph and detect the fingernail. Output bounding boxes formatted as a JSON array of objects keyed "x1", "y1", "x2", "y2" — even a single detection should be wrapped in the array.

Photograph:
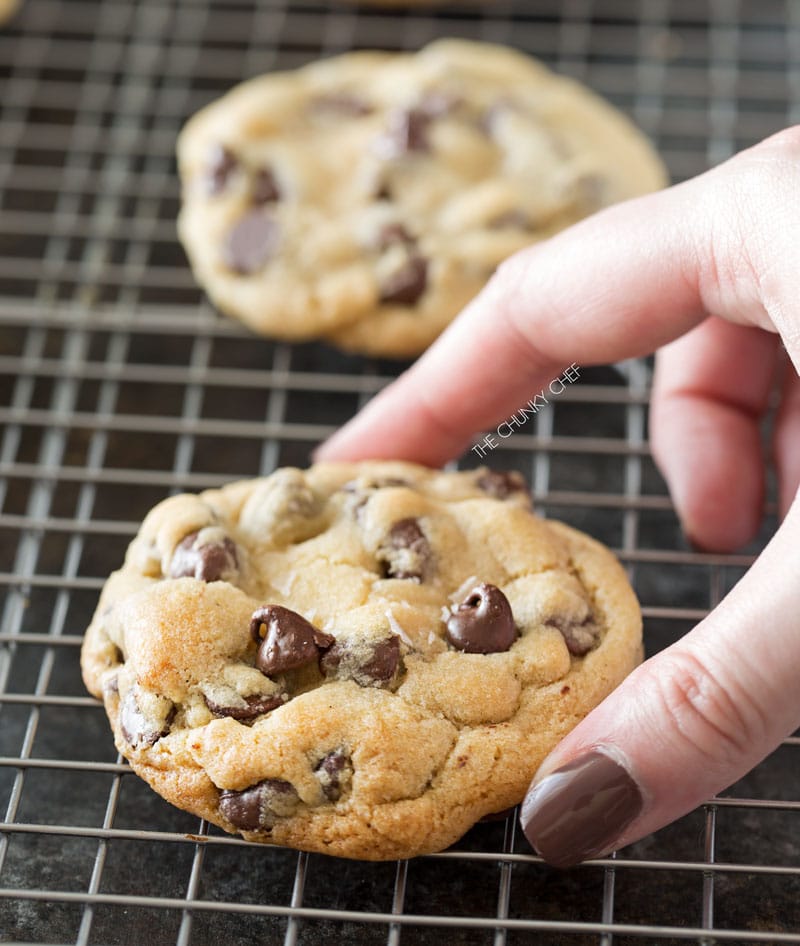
[{"x1": 520, "y1": 749, "x2": 643, "y2": 868}]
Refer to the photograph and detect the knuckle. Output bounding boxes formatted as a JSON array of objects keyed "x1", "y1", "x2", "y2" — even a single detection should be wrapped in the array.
[
  {"x1": 642, "y1": 648, "x2": 765, "y2": 769},
  {"x1": 690, "y1": 134, "x2": 800, "y2": 328},
  {"x1": 487, "y1": 250, "x2": 564, "y2": 372},
  {"x1": 722, "y1": 126, "x2": 800, "y2": 234}
]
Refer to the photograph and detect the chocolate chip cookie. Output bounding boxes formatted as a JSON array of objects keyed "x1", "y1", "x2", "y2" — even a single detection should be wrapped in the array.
[
  {"x1": 81, "y1": 462, "x2": 642, "y2": 860},
  {"x1": 177, "y1": 39, "x2": 667, "y2": 358}
]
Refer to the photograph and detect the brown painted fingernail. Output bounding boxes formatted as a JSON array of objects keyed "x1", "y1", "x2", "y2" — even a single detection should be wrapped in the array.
[{"x1": 519, "y1": 750, "x2": 643, "y2": 868}]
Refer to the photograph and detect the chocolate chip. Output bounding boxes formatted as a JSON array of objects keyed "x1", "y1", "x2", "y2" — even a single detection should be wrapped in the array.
[
  {"x1": 378, "y1": 517, "x2": 431, "y2": 581},
  {"x1": 363, "y1": 635, "x2": 401, "y2": 682},
  {"x1": 547, "y1": 615, "x2": 600, "y2": 656},
  {"x1": 251, "y1": 167, "x2": 281, "y2": 205},
  {"x1": 342, "y1": 476, "x2": 413, "y2": 521},
  {"x1": 446, "y1": 583, "x2": 517, "y2": 654},
  {"x1": 321, "y1": 634, "x2": 401, "y2": 688},
  {"x1": 250, "y1": 605, "x2": 334, "y2": 676},
  {"x1": 204, "y1": 692, "x2": 285, "y2": 721},
  {"x1": 379, "y1": 255, "x2": 428, "y2": 306},
  {"x1": 476, "y1": 469, "x2": 529, "y2": 500},
  {"x1": 240, "y1": 469, "x2": 324, "y2": 545},
  {"x1": 314, "y1": 749, "x2": 353, "y2": 801},
  {"x1": 319, "y1": 645, "x2": 343, "y2": 677},
  {"x1": 119, "y1": 688, "x2": 174, "y2": 749},
  {"x1": 312, "y1": 92, "x2": 373, "y2": 116},
  {"x1": 219, "y1": 778, "x2": 299, "y2": 831},
  {"x1": 205, "y1": 144, "x2": 238, "y2": 195},
  {"x1": 377, "y1": 107, "x2": 431, "y2": 158},
  {"x1": 223, "y1": 209, "x2": 280, "y2": 275},
  {"x1": 169, "y1": 531, "x2": 238, "y2": 583}
]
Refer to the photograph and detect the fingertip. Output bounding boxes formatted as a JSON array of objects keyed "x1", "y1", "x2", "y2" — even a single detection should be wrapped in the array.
[
  {"x1": 520, "y1": 747, "x2": 643, "y2": 868},
  {"x1": 682, "y1": 454, "x2": 762, "y2": 554},
  {"x1": 651, "y1": 319, "x2": 777, "y2": 551},
  {"x1": 310, "y1": 432, "x2": 345, "y2": 463},
  {"x1": 652, "y1": 396, "x2": 764, "y2": 553},
  {"x1": 677, "y1": 487, "x2": 762, "y2": 555},
  {"x1": 310, "y1": 414, "x2": 464, "y2": 466}
]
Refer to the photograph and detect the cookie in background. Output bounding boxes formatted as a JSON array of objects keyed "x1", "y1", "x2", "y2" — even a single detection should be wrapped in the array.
[{"x1": 177, "y1": 40, "x2": 667, "y2": 359}]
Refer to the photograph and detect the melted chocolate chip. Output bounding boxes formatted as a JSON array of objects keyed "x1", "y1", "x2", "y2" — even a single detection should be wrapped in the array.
[
  {"x1": 240, "y1": 469, "x2": 324, "y2": 545},
  {"x1": 119, "y1": 689, "x2": 174, "y2": 749},
  {"x1": 169, "y1": 531, "x2": 238, "y2": 582},
  {"x1": 476, "y1": 469, "x2": 529, "y2": 501},
  {"x1": 547, "y1": 615, "x2": 600, "y2": 656},
  {"x1": 205, "y1": 144, "x2": 238, "y2": 195},
  {"x1": 219, "y1": 778, "x2": 299, "y2": 831},
  {"x1": 312, "y1": 92, "x2": 373, "y2": 116},
  {"x1": 223, "y1": 209, "x2": 280, "y2": 275},
  {"x1": 314, "y1": 749, "x2": 353, "y2": 801},
  {"x1": 251, "y1": 167, "x2": 281, "y2": 204},
  {"x1": 378, "y1": 517, "x2": 431, "y2": 581},
  {"x1": 250, "y1": 605, "x2": 334, "y2": 676},
  {"x1": 321, "y1": 634, "x2": 401, "y2": 688},
  {"x1": 378, "y1": 107, "x2": 432, "y2": 157},
  {"x1": 379, "y1": 255, "x2": 428, "y2": 306},
  {"x1": 446, "y1": 583, "x2": 517, "y2": 654},
  {"x1": 362, "y1": 635, "x2": 401, "y2": 682},
  {"x1": 204, "y1": 692, "x2": 285, "y2": 721},
  {"x1": 387, "y1": 518, "x2": 427, "y2": 556}
]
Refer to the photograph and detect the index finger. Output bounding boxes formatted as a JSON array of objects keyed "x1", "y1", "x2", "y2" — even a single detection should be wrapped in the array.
[{"x1": 315, "y1": 129, "x2": 798, "y2": 466}]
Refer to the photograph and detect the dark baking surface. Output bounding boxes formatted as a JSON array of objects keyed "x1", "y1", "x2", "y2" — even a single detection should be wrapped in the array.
[{"x1": 0, "y1": 0, "x2": 798, "y2": 943}]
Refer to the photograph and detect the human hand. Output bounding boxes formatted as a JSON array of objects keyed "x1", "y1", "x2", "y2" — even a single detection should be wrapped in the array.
[{"x1": 315, "y1": 127, "x2": 800, "y2": 866}]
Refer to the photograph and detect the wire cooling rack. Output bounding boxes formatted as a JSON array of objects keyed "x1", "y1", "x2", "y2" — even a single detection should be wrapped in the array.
[{"x1": 1, "y1": 0, "x2": 799, "y2": 943}]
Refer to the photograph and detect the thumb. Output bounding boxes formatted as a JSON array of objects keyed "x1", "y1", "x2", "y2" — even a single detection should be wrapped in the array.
[{"x1": 520, "y1": 498, "x2": 800, "y2": 868}]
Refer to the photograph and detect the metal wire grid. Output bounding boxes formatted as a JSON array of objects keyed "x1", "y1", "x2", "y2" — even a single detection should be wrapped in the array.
[{"x1": 0, "y1": 0, "x2": 798, "y2": 943}]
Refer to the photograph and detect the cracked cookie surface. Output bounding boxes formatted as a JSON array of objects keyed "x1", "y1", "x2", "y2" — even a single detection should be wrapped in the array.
[
  {"x1": 177, "y1": 39, "x2": 667, "y2": 358},
  {"x1": 81, "y1": 462, "x2": 642, "y2": 860}
]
